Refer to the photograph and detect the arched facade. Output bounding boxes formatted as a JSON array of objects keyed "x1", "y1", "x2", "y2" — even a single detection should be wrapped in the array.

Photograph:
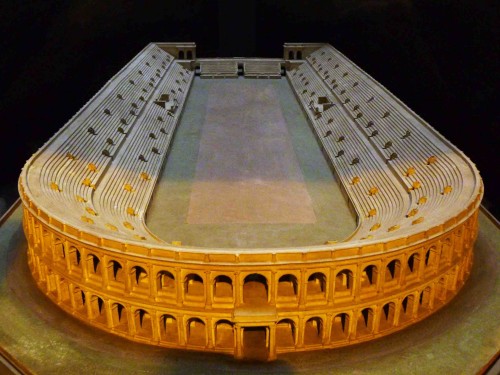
[{"x1": 21, "y1": 188, "x2": 480, "y2": 361}]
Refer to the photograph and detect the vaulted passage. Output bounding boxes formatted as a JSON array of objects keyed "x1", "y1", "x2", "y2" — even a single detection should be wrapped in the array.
[{"x1": 242, "y1": 326, "x2": 268, "y2": 361}]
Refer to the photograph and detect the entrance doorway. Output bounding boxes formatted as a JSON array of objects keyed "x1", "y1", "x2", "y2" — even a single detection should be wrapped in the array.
[{"x1": 242, "y1": 326, "x2": 268, "y2": 361}]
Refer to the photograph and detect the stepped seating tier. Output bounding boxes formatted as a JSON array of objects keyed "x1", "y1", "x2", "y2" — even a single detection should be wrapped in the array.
[
  {"x1": 200, "y1": 60, "x2": 238, "y2": 78},
  {"x1": 244, "y1": 60, "x2": 282, "y2": 78},
  {"x1": 306, "y1": 46, "x2": 476, "y2": 218},
  {"x1": 284, "y1": 45, "x2": 480, "y2": 241},
  {"x1": 23, "y1": 44, "x2": 192, "y2": 242},
  {"x1": 287, "y1": 64, "x2": 410, "y2": 240}
]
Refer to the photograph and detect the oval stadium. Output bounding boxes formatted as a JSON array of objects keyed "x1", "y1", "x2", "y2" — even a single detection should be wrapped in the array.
[{"x1": 18, "y1": 42, "x2": 483, "y2": 361}]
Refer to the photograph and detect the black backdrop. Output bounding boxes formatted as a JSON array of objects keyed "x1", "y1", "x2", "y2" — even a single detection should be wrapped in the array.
[{"x1": 0, "y1": 0, "x2": 497, "y2": 217}]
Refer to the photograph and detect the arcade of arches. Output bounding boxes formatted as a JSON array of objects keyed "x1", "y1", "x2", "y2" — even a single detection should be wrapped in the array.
[{"x1": 23, "y1": 202, "x2": 478, "y2": 361}]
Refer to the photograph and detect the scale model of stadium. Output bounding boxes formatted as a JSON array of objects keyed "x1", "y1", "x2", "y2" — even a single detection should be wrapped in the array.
[{"x1": 19, "y1": 42, "x2": 483, "y2": 361}]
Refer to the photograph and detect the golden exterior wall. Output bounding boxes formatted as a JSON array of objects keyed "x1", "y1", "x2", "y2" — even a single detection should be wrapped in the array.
[{"x1": 20, "y1": 183, "x2": 481, "y2": 361}]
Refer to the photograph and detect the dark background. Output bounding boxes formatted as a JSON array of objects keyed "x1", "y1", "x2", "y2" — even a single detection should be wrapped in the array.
[{"x1": 0, "y1": 0, "x2": 498, "y2": 217}]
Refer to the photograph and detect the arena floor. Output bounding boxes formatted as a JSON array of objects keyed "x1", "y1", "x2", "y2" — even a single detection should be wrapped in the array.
[
  {"x1": 146, "y1": 77, "x2": 356, "y2": 248},
  {"x1": 0, "y1": 203, "x2": 498, "y2": 374}
]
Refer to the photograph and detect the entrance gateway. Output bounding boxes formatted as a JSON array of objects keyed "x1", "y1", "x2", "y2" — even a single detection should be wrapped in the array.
[
  {"x1": 242, "y1": 326, "x2": 269, "y2": 361},
  {"x1": 233, "y1": 306, "x2": 278, "y2": 361}
]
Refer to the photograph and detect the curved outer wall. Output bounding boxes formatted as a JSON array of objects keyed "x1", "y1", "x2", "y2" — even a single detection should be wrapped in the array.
[{"x1": 19, "y1": 181, "x2": 481, "y2": 360}]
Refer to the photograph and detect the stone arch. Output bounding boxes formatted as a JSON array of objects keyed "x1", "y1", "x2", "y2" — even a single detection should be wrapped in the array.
[
  {"x1": 356, "y1": 308, "x2": 374, "y2": 336},
  {"x1": 54, "y1": 237, "x2": 65, "y2": 264},
  {"x1": 215, "y1": 320, "x2": 234, "y2": 348},
  {"x1": 418, "y1": 286, "x2": 432, "y2": 313},
  {"x1": 58, "y1": 279, "x2": 71, "y2": 303},
  {"x1": 335, "y1": 269, "x2": 353, "y2": 292},
  {"x1": 185, "y1": 273, "x2": 204, "y2": 297},
  {"x1": 159, "y1": 314, "x2": 178, "y2": 343},
  {"x1": 400, "y1": 294, "x2": 415, "y2": 323},
  {"x1": 41, "y1": 229, "x2": 51, "y2": 256},
  {"x1": 186, "y1": 50, "x2": 193, "y2": 60},
  {"x1": 178, "y1": 50, "x2": 185, "y2": 59},
  {"x1": 425, "y1": 246, "x2": 438, "y2": 268},
  {"x1": 276, "y1": 319, "x2": 296, "y2": 348},
  {"x1": 385, "y1": 259, "x2": 401, "y2": 282},
  {"x1": 361, "y1": 265, "x2": 378, "y2": 288},
  {"x1": 297, "y1": 50, "x2": 303, "y2": 59},
  {"x1": 243, "y1": 274, "x2": 268, "y2": 304},
  {"x1": 130, "y1": 266, "x2": 148, "y2": 289},
  {"x1": 288, "y1": 50, "x2": 294, "y2": 60},
  {"x1": 304, "y1": 317, "x2": 323, "y2": 345},
  {"x1": 406, "y1": 252, "x2": 420, "y2": 276},
  {"x1": 440, "y1": 238, "x2": 452, "y2": 265},
  {"x1": 157, "y1": 270, "x2": 176, "y2": 294},
  {"x1": 72, "y1": 287, "x2": 86, "y2": 313},
  {"x1": 134, "y1": 309, "x2": 152, "y2": 337},
  {"x1": 111, "y1": 302, "x2": 128, "y2": 332},
  {"x1": 307, "y1": 272, "x2": 326, "y2": 297},
  {"x1": 68, "y1": 246, "x2": 81, "y2": 269},
  {"x1": 46, "y1": 271, "x2": 58, "y2": 296},
  {"x1": 186, "y1": 318, "x2": 206, "y2": 346},
  {"x1": 107, "y1": 260, "x2": 124, "y2": 283},
  {"x1": 90, "y1": 295, "x2": 106, "y2": 324},
  {"x1": 453, "y1": 228, "x2": 464, "y2": 259},
  {"x1": 435, "y1": 277, "x2": 447, "y2": 302},
  {"x1": 379, "y1": 302, "x2": 396, "y2": 331},
  {"x1": 40, "y1": 263, "x2": 49, "y2": 283},
  {"x1": 457, "y1": 259, "x2": 467, "y2": 284},
  {"x1": 86, "y1": 254, "x2": 102, "y2": 276},
  {"x1": 277, "y1": 274, "x2": 298, "y2": 298},
  {"x1": 213, "y1": 275, "x2": 233, "y2": 299},
  {"x1": 331, "y1": 313, "x2": 350, "y2": 341}
]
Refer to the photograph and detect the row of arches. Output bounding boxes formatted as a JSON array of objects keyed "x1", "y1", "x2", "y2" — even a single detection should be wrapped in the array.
[
  {"x1": 287, "y1": 50, "x2": 303, "y2": 60},
  {"x1": 43, "y1": 273, "x2": 453, "y2": 351},
  {"x1": 45, "y1": 239, "x2": 465, "y2": 307},
  {"x1": 178, "y1": 50, "x2": 194, "y2": 60}
]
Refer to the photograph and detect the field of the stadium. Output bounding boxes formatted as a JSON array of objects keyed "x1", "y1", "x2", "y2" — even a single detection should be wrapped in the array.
[{"x1": 146, "y1": 77, "x2": 356, "y2": 248}]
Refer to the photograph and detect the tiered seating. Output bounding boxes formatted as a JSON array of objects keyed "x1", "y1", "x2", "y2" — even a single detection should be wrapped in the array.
[
  {"x1": 200, "y1": 60, "x2": 238, "y2": 78},
  {"x1": 93, "y1": 63, "x2": 194, "y2": 241},
  {"x1": 244, "y1": 60, "x2": 281, "y2": 78},
  {"x1": 292, "y1": 45, "x2": 478, "y2": 238},
  {"x1": 25, "y1": 44, "x2": 193, "y2": 241},
  {"x1": 23, "y1": 42, "x2": 480, "y2": 246},
  {"x1": 287, "y1": 63, "x2": 411, "y2": 240}
]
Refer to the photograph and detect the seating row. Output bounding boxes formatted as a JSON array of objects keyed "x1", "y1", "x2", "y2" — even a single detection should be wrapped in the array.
[
  {"x1": 303, "y1": 46, "x2": 478, "y2": 233},
  {"x1": 200, "y1": 60, "x2": 238, "y2": 78},
  {"x1": 287, "y1": 64, "x2": 411, "y2": 240},
  {"x1": 25, "y1": 45, "x2": 193, "y2": 241},
  {"x1": 244, "y1": 60, "x2": 282, "y2": 78}
]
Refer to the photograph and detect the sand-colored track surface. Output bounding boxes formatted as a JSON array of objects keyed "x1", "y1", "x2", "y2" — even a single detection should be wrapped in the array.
[{"x1": 146, "y1": 78, "x2": 356, "y2": 248}]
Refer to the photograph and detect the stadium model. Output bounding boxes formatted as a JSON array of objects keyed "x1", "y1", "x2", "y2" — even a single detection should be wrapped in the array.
[{"x1": 19, "y1": 42, "x2": 483, "y2": 361}]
